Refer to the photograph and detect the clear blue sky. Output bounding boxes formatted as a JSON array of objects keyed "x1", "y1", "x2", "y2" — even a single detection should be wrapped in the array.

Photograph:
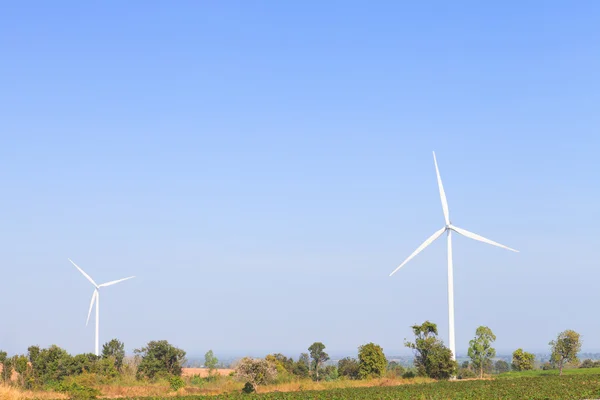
[{"x1": 1, "y1": 1, "x2": 599, "y2": 359}]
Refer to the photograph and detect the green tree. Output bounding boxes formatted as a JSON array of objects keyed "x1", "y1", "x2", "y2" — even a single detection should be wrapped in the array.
[
  {"x1": 494, "y1": 360, "x2": 510, "y2": 374},
  {"x1": 511, "y1": 348, "x2": 535, "y2": 371},
  {"x1": 135, "y1": 340, "x2": 186, "y2": 379},
  {"x1": 337, "y1": 357, "x2": 359, "y2": 379},
  {"x1": 405, "y1": 321, "x2": 457, "y2": 380},
  {"x1": 102, "y1": 339, "x2": 125, "y2": 372},
  {"x1": 386, "y1": 361, "x2": 405, "y2": 377},
  {"x1": 204, "y1": 350, "x2": 218, "y2": 379},
  {"x1": 467, "y1": 326, "x2": 497, "y2": 378},
  {"x1": 0, "y1": 351, "x2": 13, "y2": 383},
  {"x1": 12, "y1": 354, "x2": 30, "y2": 387},
  {"x1": 292, "y1": 353, "x2": 310, "y2": 378},
  {"x1": 28, "y1": 345, "x2": 72, "y2": 384},
  {"x1": 549, "y1": 330, "x2": 582, "y2": 376},
  {"x1": 357, "y1": 343, "x2": 387, "y2": 379},
  {"x1": 308, "y1": 342, "x2": 329, "y2": 381}
]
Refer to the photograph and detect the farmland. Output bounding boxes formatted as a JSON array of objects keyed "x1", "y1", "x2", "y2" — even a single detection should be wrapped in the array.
[{"x1": 105, "y1": 374, "x2": 600, "y2": 400}]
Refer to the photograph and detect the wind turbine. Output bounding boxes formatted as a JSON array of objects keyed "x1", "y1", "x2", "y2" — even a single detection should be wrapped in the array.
[
  {"x1": 389, "y1": 152, "x2": 518, "y2": 361},
  {"x1": 69, "y1": 258, "x2": 135, "y2": 356}
]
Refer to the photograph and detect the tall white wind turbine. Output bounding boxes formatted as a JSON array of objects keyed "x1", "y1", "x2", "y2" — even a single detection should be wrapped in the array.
[
  {"x1": 389, "y1": 152, "x2": 518, "y2": 361},
  {"x1": 69, "y1": 259, "x2": 135, "y2": 356}
]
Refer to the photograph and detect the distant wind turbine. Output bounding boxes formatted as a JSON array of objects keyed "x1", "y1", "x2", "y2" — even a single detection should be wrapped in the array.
[
  {"x1": 389, "y1": 152, "x2": 518, "y2": 361},
  {"x1": 69, "y1": 258, "x2": 135, "y2": 356}
]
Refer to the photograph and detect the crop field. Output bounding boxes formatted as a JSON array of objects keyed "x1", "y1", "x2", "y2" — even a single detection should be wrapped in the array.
[
  {"x1": 116, "y1": 374, "x2": 600, "y2": 400},
  {"x1": 497, "y1": 366, "x2": 600, "y2": 378}
]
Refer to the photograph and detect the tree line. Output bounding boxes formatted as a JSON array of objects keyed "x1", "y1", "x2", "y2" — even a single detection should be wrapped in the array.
[{"x1": 0, "y1": 324, "x2": 594, "y2": 395}]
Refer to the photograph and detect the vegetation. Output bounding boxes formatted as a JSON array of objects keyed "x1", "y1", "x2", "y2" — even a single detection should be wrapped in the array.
[
  {"x1": 337, "y1": 357, "x2": 359, "y2": 379},
  {"x1": 134, "y1": 340, "x2": 186, "y2": 379},
  {"x1": 494, "y1": 359, "x2": 510, "y2": 374},
  {"x1": 57, "y1": 374, "x2": 600, "y2": 399},
  {"x1": 2, "y1": 325, "x2": 598, "y2": 399},
  {"x1": 467, "y1": 326, "x2": 496, "y2": 378},
  {"x1": 357, "y1": 343, "x2": 387, "y2": 379},
  {"x1": 405, "y1": 321, "x2": 457, "y2": 380},
  {"x1": 511, "y1": 348, "x2": 535, "y2": 371},
  {"x1": 233, "y1": 357, "x2": 277, "y2": 391},
  {"x1": 101, "y1": 339, "x2": 125, "y2": 372},
  {"x1": 307, "y1": 342, "x2": 329, "y2": 381},
  {"x1": 204, "y1": 350, "x2": 218, "y2": 380},
  {"x1": 549, "y1": 329, "x2": 582, "y2": 375}
]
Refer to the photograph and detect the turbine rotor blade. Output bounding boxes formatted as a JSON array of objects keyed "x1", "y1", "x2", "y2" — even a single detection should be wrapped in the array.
[
  {"x1": 450, "y1": 225, "x2": 519, "y2": 252},
  {"x1": 69, "y1": 259, "x2": 99, "y2": 288},
  {"x1": 433, "y1": 152, "x2": 450, "y2": 226},
  {"x1": 86, "y1": 290, "x2": 98, "y2": 326},
  {"x1": 99, "y1": 276, "x2": 135, "y2": 287},
  {"x1": 389, "y1": 226, "x2": 447, "y2": 276}
]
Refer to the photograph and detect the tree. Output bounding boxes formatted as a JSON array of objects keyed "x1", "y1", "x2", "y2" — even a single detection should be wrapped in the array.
[
  {"x1": 204, "y1": 350, "x2": 218, "y2": 378},
  {"x1": 549, "y1": 330, "x2": 582, "y2": 376},
  {"x1": 12, "y1": 354, "x2": 30, "y2": 387},
  {"x1": 102, "y1": 339, "x2": 125, "y2": 372},
  {"x1": 387, "y1": 361, "x2": 405, "y2": 377},
  {"x1": 0, "y1": 351, "x2": 13, "y2": 383},
  {"x1": 337, "y1": 357, "x2": 359, "y2": 380},
  {"x1": 467, "y1": 326, "x2": 497, "y2": 378},
  {"x1": 405, "y1": 321, "x2": 457, "y2": 380},
  {"x1": 135, "y1": 340, "x2": 186, "y2": 379},
  {"x1": 28, "y1": 345, "x2": 72, "y2": 384},
  {"x1": 494, "y1": 360, "x2": 510, "y2": 374},
  {"x1": 358, "y1": 343, "x2": 387, "y2": 379},
  {"x1": 234, "y1": 357, "x2": 277, "y2": 391},
  {"x1": 580, "y1": 359, "x2": 600, "y2": 368},
  {"x1": 308, "y1": 342, "x2": 329, "y2": 381},
  {"x1": 511, "y1": 348, "x2": 535, "y2": 371},
  {"x1": 293, "y1": 354, "x2": 310, "y2": 378}
]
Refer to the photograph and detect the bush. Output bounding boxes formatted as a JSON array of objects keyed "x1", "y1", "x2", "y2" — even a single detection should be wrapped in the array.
[
  {"x1": 169, "y1": 376, "x2": 185, "y2": 391},
  {"x1": 457, "y1": 367, "x2": 477, "y2": 379},
  {"x1": 402, "y1": 370, "x2": 416, "y2": 379},
  {"x1": 242, "y1": 381, "x2": 255, "y2": 393},
  {"x1": 579, "y1": 359, "x2": 600, "y2": 368},
  {"x1": 338, "y1": 358, "x2": 359, "y2": 380},
  {"x1": 135, "y1": 340, "x2": 186, "y2": 379},
  {"x1": 56, "y1": 382, "x2": 101, "y2": 400}
]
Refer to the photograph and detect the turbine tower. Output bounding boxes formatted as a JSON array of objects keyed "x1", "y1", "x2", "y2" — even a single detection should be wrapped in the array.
[
  {"x1": 69, "y1": 259, "x2": 135, "y2": 356},
  {"x1": 389, "y1": 152, "x2": 518, "y2": 361}
]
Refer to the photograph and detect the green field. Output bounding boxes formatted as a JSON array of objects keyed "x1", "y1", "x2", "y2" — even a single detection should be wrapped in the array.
[
  {"x1": 126, "y1": 374, "x2": 600, "y2": 400},
  {"x1": 498, "y1": 366, "x2": 600, "y2": 378}
]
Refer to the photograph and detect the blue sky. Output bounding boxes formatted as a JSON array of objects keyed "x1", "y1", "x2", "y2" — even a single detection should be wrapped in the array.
[{"x1": 1, "y1": 1, "x2": 599, "y2": 359}]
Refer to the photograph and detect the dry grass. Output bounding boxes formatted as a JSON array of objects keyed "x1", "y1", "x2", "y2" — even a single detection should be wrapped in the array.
[
  {"x1": 0, "y1": 384, "x2": 66, "y2": 400},
  {"x1": 181, "y1": 368, "x2": 234, "y2": 378}
]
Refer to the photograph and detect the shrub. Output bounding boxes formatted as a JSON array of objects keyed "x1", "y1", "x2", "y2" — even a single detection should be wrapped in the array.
[
  {"x1": 56, "y1": 382, "x2": 101, "y2": 400},
  {"x1": 402, "y1": 370, "x2": 416, "y2": 379},
  {"x1": 169, "y1": 376, "x2": 185, "y2": 391},
  {"x1": 338, "y1": 358, "x2": 359, "y2": 380},
  {"x1": 242, "y1": 381, "x2": 255, "y2": 394}
]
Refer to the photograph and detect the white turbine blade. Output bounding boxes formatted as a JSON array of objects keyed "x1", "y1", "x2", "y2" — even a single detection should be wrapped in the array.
[
  {"x1": 99, "y1": 276, "x2": 135, "y2": 287},
  {"x1": 433, "y1": 151, "x2": 450, "y2": 225},
  {"x1": 69, "y1": 258, "x2": 99, "y2": 288},
  {"x1": 450, "y1": 225, "x2": 519, "y2": 252},
  {"x1": 389, "y1": 226, "x2": 447, "y2": 276},
  {"x1": 86, "y1": 290, "x2": 97, "y2": 326}
]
